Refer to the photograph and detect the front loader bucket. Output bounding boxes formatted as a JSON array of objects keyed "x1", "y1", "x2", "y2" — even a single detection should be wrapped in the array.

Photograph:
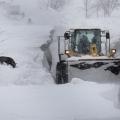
[{"x1": 68, "y1": 59, "x2": 120, "y2": 84}]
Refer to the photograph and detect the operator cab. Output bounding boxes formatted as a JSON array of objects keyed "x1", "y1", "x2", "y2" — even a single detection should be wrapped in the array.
[
  {"x1": 71, "y1": 29, "x2": 101, "y2": 55},
  {"x1": 64, "y1": 29, "x2": 114, "y2": 57}
]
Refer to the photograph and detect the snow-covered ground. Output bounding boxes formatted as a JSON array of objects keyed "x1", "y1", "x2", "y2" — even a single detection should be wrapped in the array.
[
  {"x1": 0, "y1": 0, "x2": 120, "y2": 120},
  {"x1": 0, "y1": 25, "x2": 54, "y2": 85},
  {"x1": 0, "y1": 80, "x2": 120, "y2": 120}
]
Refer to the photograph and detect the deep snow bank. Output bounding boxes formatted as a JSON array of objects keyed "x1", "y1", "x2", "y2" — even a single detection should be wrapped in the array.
[{"x1": 0, "y1": 25, "x2": 54, "y2": 85}]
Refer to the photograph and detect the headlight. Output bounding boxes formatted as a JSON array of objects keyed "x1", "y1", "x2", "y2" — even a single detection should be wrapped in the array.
[
  {"x1": 111, "y1": 49, "x2": 116, "y2": 54},
  {"x1": 65, "y1": 50, "x2": 70, "y2": 54}
]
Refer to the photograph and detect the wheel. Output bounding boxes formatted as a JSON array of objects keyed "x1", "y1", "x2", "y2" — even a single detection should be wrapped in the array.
[
  {"x1": 56, "y1": 62, "x2": 62, "y2": 84},
  {"x1": 56, "y1": 62, "x2": 68, "y2": 84}
]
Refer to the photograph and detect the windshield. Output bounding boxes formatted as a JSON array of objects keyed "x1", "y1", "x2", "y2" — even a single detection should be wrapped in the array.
[{"x1": 71, "y1": 29, "x2": 101, "y2": 54}]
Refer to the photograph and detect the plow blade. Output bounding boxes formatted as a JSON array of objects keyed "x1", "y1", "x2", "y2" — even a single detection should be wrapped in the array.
[{"x1": 68, "y1": 59, "x2": 120, "y2": 83}]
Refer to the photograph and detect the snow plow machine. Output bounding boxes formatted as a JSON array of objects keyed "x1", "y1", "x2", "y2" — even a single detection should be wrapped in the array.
[{"x1": 56, "y1": 28, "x2": 120, "y2": 84}]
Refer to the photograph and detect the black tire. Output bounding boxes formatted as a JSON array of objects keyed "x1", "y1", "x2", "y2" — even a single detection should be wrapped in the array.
[{"x1": 56, "y1": 62, "x2": 68, "y2": 84}]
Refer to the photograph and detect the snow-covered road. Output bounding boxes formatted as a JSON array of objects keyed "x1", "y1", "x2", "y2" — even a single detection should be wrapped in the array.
[{"x1": 0, "y1": 81, "x2": 120, "y2": 120}]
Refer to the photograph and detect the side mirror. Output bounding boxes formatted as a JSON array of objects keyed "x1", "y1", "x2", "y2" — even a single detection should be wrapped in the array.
[
  {"x1": 64, "y1": 32, "x2": 70, "y2": 40},
  {"x1": 106, "y1": 32, "x2": 110, "y2": 39}
]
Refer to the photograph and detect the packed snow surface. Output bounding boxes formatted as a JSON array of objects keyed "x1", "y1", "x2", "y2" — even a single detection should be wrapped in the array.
[{"x1": 0, "y1": 80, "x2": 120, "y2": 120}]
